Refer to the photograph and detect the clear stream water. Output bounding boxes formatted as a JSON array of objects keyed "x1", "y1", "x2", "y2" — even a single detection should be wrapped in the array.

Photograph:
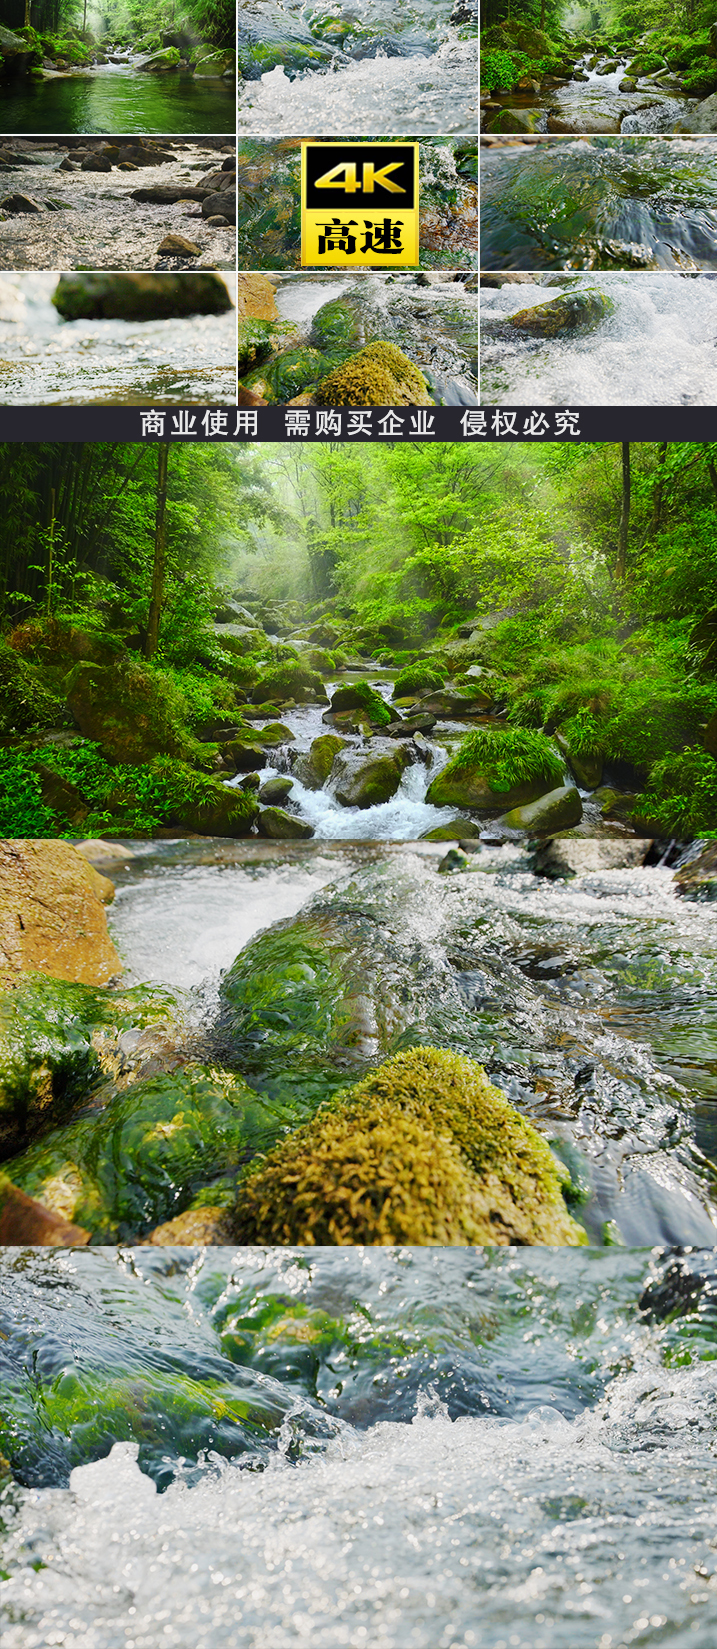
[
  {"x1": 3, "y1": 1245, "x2": 717, "y2": 1648},
  {"x1": 0, "y1": 143, "x2": 235, "y2": 273},
  {"x1": 236, "y1": 0, "x2": 477, "y2": 134},
  {"x1": 103, "y1": 841, "x2": 717, "y2": 1246},
  {"x1": 480, "y1": 138, "x2": 717, "y2": 272},
  {"x1": 479, "y1": 272, "x2": 717, "y2": 406},
  {"x1": 0, "y1": 272, "x2": 237, "y2": 404},
  {"x1": 0, "y1": 68, "x2": 234, "y2": 137}
]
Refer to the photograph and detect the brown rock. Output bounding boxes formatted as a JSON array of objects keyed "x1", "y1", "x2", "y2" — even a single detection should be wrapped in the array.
[
  {"x1": 156, "y1": 233, "x2": 202, "y2": 255},
  {"x1": 146, "y1": 1205, "x2": 234, "y2": 1244},
  {"x1": 0, "y1": 839, "x2": 120, "y2": 989},
  {"x1": 0, "y1": 1175, "x2": 90, "y2": 1246},
  {"x1": 235, "y1": 272, "x2": 279, "y2": 322}
]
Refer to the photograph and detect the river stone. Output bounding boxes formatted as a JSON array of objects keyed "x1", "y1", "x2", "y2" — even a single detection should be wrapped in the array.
[
  {"x1": 419, "y1": 689, "x2": 492, "y2": 716},
  {"x1": 420, "y1": 817, "x2": 481, "y2": 841},
  {"x1": 257, "y1": 806, "x2": 314, "y2": 839},
  {"x1": 0, "y1": 839, "x2": 118, "y2": 989},
  {"x1": 81, "y1": 153, "x2": 112, "y2": 172},
  {"x1": 292, "y1": 733, "x2": 348, "y2": 790},
  {"x1": 0, "y1": 1176, "x2": 90, "y2": 1246},
  {"x1": 532, "y1": 838, "x2": 652, "y2": 879},
  {"x1": 0, "y1": 194, "x2": 44, "y2": 214},
  {"x1": 501, "y1": 784, "x2": 583, "y2": 834},
  {"x1": 201, "y1": 189, "x2": 236, "y2": 223},
  {"x1": 329, "y1": 683, "x2": 391, "y2": 725},
  {"x1": 486, "y1": 108, "x2": 541, "y2": 133},
  {"x1": 619, "y1": 76, "x2": 637, "y2": 90},
  {"x1": 673, "y1": 842, "x2": 717, "y2": 901},
  {"x1": 168, "y1": 783, "x2": 258, "y2": 837},
  {"x1": 680, "y1": 92, "x2": 717, "y2": 130},
  {"x1": 510, "y1": 290, "x2": 613, "y2": 336},
  {"x1": 386, "y1": 713, "x2": 437, "y2": 737},
  {"x1": 206, "y1": 214, "x2": 228, "y2": 226},
  {"x1": 330, "y1": 742, "x2": 408, "y2": 808},
  {"x1": 236, "y1": 273, "x2": 279, "y2": 321},
  {"x1": 130, "y1": 184, "x2": 209, "y2": 203},
  {"x1": 146, "y1": 1204, "x2": 234, "y2": 1244},
  {"x1": 258, "y1": 775, "x2": 294, "y2": 804},
  {"x1": 249, "y1": 722, "x2": 295, "y2": 748},
  {"x1": 156, "y1": 234, "x2": 202, "y2": 255},
  {"x1": 135, "y1": 47, "x2": 181, "y2": 71},
  {"x1": 194, "y1": 50, "x2": 235, "y2": 76},
  {"x1": 426, "y1": 765, "x2": 554, "y2": 814},
  {"x1": 53, "y1": 273, "x2": 233, "y2": 320},
  {"x1": 222, "y1": 740, "x2": 268, "y2": 772}
]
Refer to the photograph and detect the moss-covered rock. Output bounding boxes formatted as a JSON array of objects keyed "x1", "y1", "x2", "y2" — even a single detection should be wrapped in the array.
[
  {"x1": 149, "y1": 758, "x2": 258, "y2": 836},
  {"x1": 673, "y1": 841, "x2": 717, "y2": 901},
  {"x1": 53, "y1": 273, "x2": 232, "y2": 321},
  {"x1": 65, "y1": 658, "x2": 194, "y2": 764},
  {"x1": 309, "y1": 298, "x2": 363, "y2": 352},
  {"x1": 136, "y1": 44, "x2": 181, "y2": 69},
  {"x1": 5, "y1": 1063, "x2": 284, "y2": 1240},
  {"x1": 257, "y1": 806, "x2": 314, "y2": 839},
  {"x1": 258, "y1": 775, "x2": 294, "y2": 804},
  {"x1": 314, "y1": 343, "x2": 432, "y2": 407},
  {"x1": 232, "y1": 1046, "x2": 588, "y2": 1246},
  {"x1": 261, "y1": 346, "x2": 326, "y2": 403},
  {"x1": 501, "y1": 783, "x2": 582, "y2": 834},
  {"x1": 426, "y1": 727, "x2": 565, "y2": 814},
  {"x1": 328, "y1": 681, "x2": 392, "y2": 724},
  {"x1": 331, "y1": 742, "x2": 409, "y2": 809},
  {"x1": 393, "y1": 662, "x2": 447, "y2": 698},
  {"x1": 0, "y1": 639, "x2": 64, "y2": 734},
  {"x1": 292, "y1": 733, "x2": 348, "y2": 790},
  {"x1": 420, "y1": 817, "x2": 481, "y2": 841},
  {"x1": 251, "y1": 662, "x2": 327, "y2": 703},
  {"x1": 237, "y1": 318, "x2": 277, "y2": 377},
  {"x1": 510, "y1": 290, "x2": 614, "y2": 337}
]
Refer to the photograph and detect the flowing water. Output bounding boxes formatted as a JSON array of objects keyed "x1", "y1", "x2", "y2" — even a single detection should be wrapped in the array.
[
  {"x1": 479, "y1": 272, "x2": 717, "y2": 406},
  {"x1": 235, "y1": 0, "x2": 477, "y2": 134},
  {"x1": 0, "y1": 143, "x2": 236, "y2": 273},
  {"x1": 3, "y1": 1245, "x2": 717, "y2": 1648},
  {"x1": 101, "y1": 840, "x2": 717, "y2": 1245},
  {"x1": 269, "y1": 275, "x2": 479, "y2": 405},
  {"x1": 0, "y1": 68, "x2": 234, "y2": 137},
  {"x1": 480, "y1": 137, "x2": 717, "y2": 272},
  {"x1": 486, "y1": 51, "x2": 695, "y2": 135},
  {"x1": 0, "y1": 272, "x2": 237, "y2": 404}
]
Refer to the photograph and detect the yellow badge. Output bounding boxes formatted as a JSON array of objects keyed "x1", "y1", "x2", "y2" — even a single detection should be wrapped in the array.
[{"x1": 301, "y1": 142, "x2": 420, "y2": 267}]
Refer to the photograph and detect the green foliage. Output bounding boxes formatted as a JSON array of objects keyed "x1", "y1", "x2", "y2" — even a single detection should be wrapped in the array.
[
  {"x1": 392, "y1": 662, "x2": 449, "y2": 697},
  {"x1": 637, "y1": 748, "x2": 717, "y2": 835},
  {"x1": 448, "y1": 726, "x2": 565, "y2": 791},
  {"x1": 0, "y1": 750, "x2": 55, "y2": 837},
  {"x1": 0, "y1": 641, "x2": 64, "y2": 735}
]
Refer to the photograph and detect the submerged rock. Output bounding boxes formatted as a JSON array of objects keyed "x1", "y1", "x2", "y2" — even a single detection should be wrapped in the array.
[
  {"x1": 232, "y1": 1047, "x2": 587, "y2": 1246},
  {"x1": 53, "y1": 273, "x2": 233, "y2": 321},
  {"x1": 510, "y1": 290, "x2": 614, "y2": 337}
]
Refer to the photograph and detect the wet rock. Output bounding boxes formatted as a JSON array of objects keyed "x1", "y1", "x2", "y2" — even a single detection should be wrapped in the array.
[
  {"x1": 53, "y1": 273, "x2": 233, "y2": 320},
  {"x1": 673, "y1": 842, "x2": 717, "y2": 901},
  {"x1": 201, "y1": 189, "x2": 236, "y2": 223},
  {"x1": 501, "y1": 785, "x2": 583, "y2": 834},
  {"x1": 419, "y1": 689, "x2": 492, "y2": 716},
  {"x1": 681, "y1": 91, "x2": 717, "y2": 131},
  {"x1": 486, "y1": 109, "x2": 541, "y2": 133},
  {"x1": 117, "y1": 142, "x2": 174, "y2": 166},
  {"x1": 0, "y1": 23, "x2": 31, "y2": 59},
  {"x1": 206, "y1": 214, "x2": 229, "y2": 226},
  {"x1": 194, "y1": 50, "x2": 235, "y2": 77},
  {"x1": 547, "y1": 113, "x2": 621, "y2": 132},
  {"x1": 292, "y1": 733, "x2": 348, "y2": 790},
  {"x1": 232, "y1": 1047, "x2": 587, "y2": 1247},
  {"x1": 135, "y1": 46, "x2": 181, "y2": 71},
  {"x1": 420, "y1": 817, "x2": 481, "y2": 841},
  {"x1": 314, "y1": 343, "x2": 432, "y2": 407},
  {"x1": 222, "y1": 740, "x2": 268, "y2": 772},
  {"x1": 258, "y1": 775, "x2": 294, "y2": 804},
  {"x1": 0, "y1": 193, "x2": 44, "y2": 214},
  {"x1": 532, "y1": 838, "x2": 651, "y2": 879},
  {"x1": 257, "y1": 806, "x2": 314, "y2": 839},
  {"x1": 510, "y1": 290, "x2": 613, "y2": 336},
  {"x1": 236, "y1": 272, "x2": 278, "y2": 321},
  {"x1": 156, "y1": 233, "x2": 202, "y2": 256},
  {"x1": 386, "y1": 713, "x2": 437, "y2": 737},
  {"x1": 0, "y1": 1176, "x2": 90, "y2": 1246},
  {"x1": 58, "y1": 156, "x2": 80, "y2": 171},
  {"x1": 427, "y1": 761, "x2": 557, "y2": 816},
  {"x1": 328, "y1": 683, "x2": 392, "y2": 726},
  {"x1": 146, "y1": 1204, "x2": 234, "y2": 1244},
  {"x1": 619, "y1": 76, "x2": 637, "y2": 90},
  {"x1": 330, "y1": 742, "x2": 409, "y2": 808},
  {"x1": 81, "y1": 153, "x2": 112, "y2": 172},
  {"x1": 0, "y1": 839, "x2": 119, "y2": 989}
]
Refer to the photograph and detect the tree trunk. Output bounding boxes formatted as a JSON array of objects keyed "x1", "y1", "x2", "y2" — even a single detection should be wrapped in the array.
[
  {"x1": 82, "y1": 0, "x2": 87, "y2": 33},
  {"x1": 46, "y1": 487, "x2": 55, "y2": 616},
  {"x1": 144, "y1": 444, "x2": 169, "y2": 659},
  {"x1": 616, "y1": 441, "x2": 630, "y2": 579},
  {"x1": 646, "y1": 441, "x2": 668, "y2": 538},
  {"x1": 24, "y1": 0, "x2": 31, "y2": 27}
]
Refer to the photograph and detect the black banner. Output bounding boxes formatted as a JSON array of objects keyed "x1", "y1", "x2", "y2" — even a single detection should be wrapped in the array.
[{"x1": 0, "y1": 407, "x2": 714, "y2": 441}]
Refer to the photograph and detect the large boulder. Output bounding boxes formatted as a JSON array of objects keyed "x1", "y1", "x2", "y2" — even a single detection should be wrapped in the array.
[
  {"x1": 232, "y1": 1047, "x2": 587, "y2": 1246},
  {"x1": 201, "y1": 189, "x2": 236, "y2": 223},
  {"x1": 680, "y1": 92, "x2": 717, "y2": 131},
  {"x1": 673, "y1": 842, "x2": 717, "y2": 901},
  {"x1": 135, "y1": 46, "x2": 181, "y2": 71},
  {"x1": 314, "y1": 343, "x2": 432, "y2": 407},
  {"x1": 533, "y1": 838, "x2": 652, "y2": 879},
  {"x1": 330, "y1": 742, "x2": 409, "y2": 808},
  {"x1": 53, "y1": 273, "x2": 233, "y2": 320},
  {"x1": 0, "y1": 839, "x2": 118, "y2": 990},
  {"x1": 292, "y1": 733, "x2": 348, "y2": 790},
  {"x1": 501, "y1": 784, "x2": 583, "y2": 834},
  {"x1": 328, "y1": 682, "x2": 392, "y2": 725},
  {"x1": 65, "y1": 658, "x2": 189, "y2": 763},
  {"x1": 193, "y1": 50, "x2": 235, "y2": 77},
  {"x1": 426, "y1": 728, "x2": 565, "y2": 815},
  {"x1": 419, "y1": 688, "x2": 492, "y2": 716},
  {"x1": 257, "y1": 806, "x2": 314, "y2": 839}
]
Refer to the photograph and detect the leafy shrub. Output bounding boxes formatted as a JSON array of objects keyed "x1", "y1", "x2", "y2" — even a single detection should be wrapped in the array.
[
  {"x1": 480, "y1": 47, "x2": 524, "y2": 89},
  {"x1": 637, "y1": 748, "x2": 717, "y2": 835},
  {"x1": 392, "y1": 662, "x2": 448, "y2": 698},
  {"x1": 448, "y1": 726, "x2": 564, "y2": 790}
]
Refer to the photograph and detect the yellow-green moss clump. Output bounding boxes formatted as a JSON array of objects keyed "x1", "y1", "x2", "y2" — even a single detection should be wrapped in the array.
[
  {"x1": 314, "y1": 343, "x2": 432, "y2": 407},
  {"x1": 232, "y1": 1046, "x2": 587, "y2": 1246}
]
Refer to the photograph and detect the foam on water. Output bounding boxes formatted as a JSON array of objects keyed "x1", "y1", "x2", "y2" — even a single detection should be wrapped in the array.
[
  {"x1": 3, "y1": 1247, "x2": 717, "y2": 1649},
  {"x1": 237, "y1": 40, "x2": 478, "y2": 134},
  {"x1": 480, "y1": 272, "x2": 717, "y2": 406}
]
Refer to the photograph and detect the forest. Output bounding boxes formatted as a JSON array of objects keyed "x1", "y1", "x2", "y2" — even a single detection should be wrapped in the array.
[
  {"x1": 481, "y1": 0, "x2": 717, "y2": 133},
  {"x1": 0, "y1": 438, "x2": 715, "y2": 841}
]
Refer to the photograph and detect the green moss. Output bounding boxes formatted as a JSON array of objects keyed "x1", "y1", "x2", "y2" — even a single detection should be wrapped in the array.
[
  {"x1": 310, "y1": 299, "x2": 362, "y2": 352},
  {"x1": 330, "y1": 681, "x2": 392, "y2": 724},
  {"x1": 392, "y1": 662, "x2": 448, "y2": 698},
  {"x1": 261, "y1": 347, "x2": 326, "y2": 403},
  {"x1": 233, "y1": 1046, "x2": 587, "y2": 1246},
  {"x1": 237, "y1": 318, "x2": 277, "y2": 378},
  {"x1": 252, "y1": 662, "x2": 326, "y2": 703},
  {"x1": 0, "y1": 641, "x2": 64, "y2": 736},
  {"x1": 314, "y1": 343, "x2": 432, "y2": 408},
  {"x1": 5, "y1": 1062, "x2": 283, "y2": 1240},
  {"x1": 444, "y1": 727, "x2": 563, "y2": 790}
]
